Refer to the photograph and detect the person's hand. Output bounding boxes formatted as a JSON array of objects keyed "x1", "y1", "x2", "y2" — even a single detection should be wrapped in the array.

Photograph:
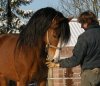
[{"x1": 46, "y1": 61, "x2": 60, "y2": 68}]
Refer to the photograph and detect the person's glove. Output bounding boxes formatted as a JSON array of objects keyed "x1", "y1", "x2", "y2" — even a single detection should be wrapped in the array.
[{"x1": 46, "y1": 61, "x2": 60, "y2": 68}]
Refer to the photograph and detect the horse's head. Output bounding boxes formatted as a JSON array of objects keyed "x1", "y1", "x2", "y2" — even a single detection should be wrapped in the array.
[
  {"x1": 41, "y1": 8, "x2": 72, "y2": 62},
  {"x1": 18, "y1": 7, "x2": 72, "y2": 62}
]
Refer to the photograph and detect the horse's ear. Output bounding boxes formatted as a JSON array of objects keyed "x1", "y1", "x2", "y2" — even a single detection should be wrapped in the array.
[{"x1": 67, "y1": 17, "x2": 73, "y2": 22}]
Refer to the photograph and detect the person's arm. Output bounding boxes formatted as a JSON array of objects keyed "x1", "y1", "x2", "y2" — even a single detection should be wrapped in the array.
[
  {"x1": 46, "y1": 34, "x2": 88, "y2": 68},
  {"x1": 59, "y1": 35, "x2": 87, "y2": 68}
]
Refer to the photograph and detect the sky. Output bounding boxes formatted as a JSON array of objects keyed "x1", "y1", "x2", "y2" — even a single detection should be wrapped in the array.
[{"x1": 21, "y1": 0, "x2": 60, "y2": 11}]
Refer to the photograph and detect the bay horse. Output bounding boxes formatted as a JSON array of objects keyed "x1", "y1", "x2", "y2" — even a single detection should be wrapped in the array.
[{"x1": 0, "y1": 7, "x2": 71, "y2": 86}]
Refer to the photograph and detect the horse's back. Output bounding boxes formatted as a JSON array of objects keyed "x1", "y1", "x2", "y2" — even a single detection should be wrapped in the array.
[{"x1": 0, "y1": 34, "x2": 19, "y2": 80}]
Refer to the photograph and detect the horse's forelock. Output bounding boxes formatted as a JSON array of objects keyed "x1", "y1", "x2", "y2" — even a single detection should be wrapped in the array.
[
  {"x1": 60, "y1": 18, "x2": 70, "y2": 43},
  {"x1": 55, "y1": 17, "x2": 70, "y2": 44},
  {"x1": 51, "y1": 13, "x2": 71, "y2": 44}
]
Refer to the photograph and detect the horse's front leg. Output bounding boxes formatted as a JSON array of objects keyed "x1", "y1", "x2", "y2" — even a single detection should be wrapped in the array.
[
  {"x1": 38, "y1": 79, "x2": 47, "y2": 86},
  {"x1": 0, "y1": 74, "x2": 8, "y2": 86},
  {"x1": 17, "y1": 81, "x2": 27, "y2": 86},
  {"x1": 0, "y1": 76, "x2": 7, "y2": 86}
]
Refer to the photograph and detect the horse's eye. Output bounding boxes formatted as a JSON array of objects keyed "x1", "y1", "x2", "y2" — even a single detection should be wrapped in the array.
[
  {"x1": 53, "y1": 32, "x2": 60, "y2": 39},
  {"x1": 54, "y1": 29, "x2": 61, "y2": 38},
  {"x1": 53, "y1": 34, "x2": 57, "y2": 38}
]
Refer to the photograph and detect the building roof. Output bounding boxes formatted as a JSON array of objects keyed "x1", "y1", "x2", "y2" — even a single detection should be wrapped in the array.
[{"x1": 66, "y1": 19, "x2": 84, "y2": 46}]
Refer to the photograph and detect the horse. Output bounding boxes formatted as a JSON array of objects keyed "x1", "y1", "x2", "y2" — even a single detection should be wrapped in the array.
[{"x1": 0, "y1": 7, "x2": 71, "y2": 86}]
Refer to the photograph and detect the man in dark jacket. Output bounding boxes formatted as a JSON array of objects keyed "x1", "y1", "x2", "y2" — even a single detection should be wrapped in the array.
[{"x1": 46, "y1": 11, "x2": 100, "y2": 86}]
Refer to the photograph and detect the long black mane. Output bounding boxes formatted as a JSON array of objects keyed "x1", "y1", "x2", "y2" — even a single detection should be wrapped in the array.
[{"x1": 17, "y1": 7, "x2": 70, "y2": 48}]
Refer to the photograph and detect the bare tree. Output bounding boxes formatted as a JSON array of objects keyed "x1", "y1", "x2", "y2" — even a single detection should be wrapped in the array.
[{"x1": 60, "y1": 0, "x2": 100, "y2": 18}]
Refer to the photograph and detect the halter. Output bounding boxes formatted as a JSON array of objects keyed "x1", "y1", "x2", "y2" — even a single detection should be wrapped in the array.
[{"x1": 46, "y1": 31, "x2": 64, "y2": 62}]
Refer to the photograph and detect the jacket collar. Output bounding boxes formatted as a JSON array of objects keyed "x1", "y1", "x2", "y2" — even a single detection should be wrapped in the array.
[{"x1": 86, "y1": 23, "x2": 100, "y2": 31}]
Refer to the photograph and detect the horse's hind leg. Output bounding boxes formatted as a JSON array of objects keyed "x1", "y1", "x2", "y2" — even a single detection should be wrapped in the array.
[{"x1": 0, "y1": 75, "x2": 7, "y2": 86}]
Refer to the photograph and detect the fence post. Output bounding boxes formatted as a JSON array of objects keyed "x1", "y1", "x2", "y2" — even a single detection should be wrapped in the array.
[{"x1": 48, "y1": 68, "x2": 53, "y2": 86}]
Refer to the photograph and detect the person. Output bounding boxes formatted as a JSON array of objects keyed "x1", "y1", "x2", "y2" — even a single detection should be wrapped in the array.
[{"x1": 46, "y1": 10, "x2": 100, "y2": 86}]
